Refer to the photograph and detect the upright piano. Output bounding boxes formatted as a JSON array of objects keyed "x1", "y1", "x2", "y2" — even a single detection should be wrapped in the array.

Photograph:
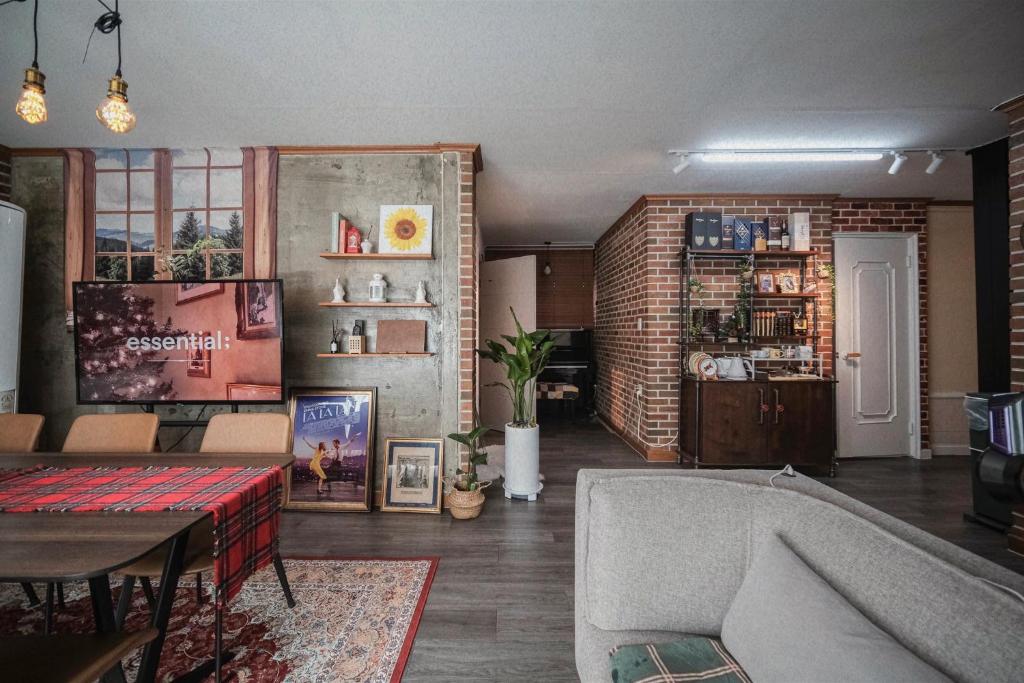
[{"x1": 539, "y1": 329, "x2": 595, "y2": 415}]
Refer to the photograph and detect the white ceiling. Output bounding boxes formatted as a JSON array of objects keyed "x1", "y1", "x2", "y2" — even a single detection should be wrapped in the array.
[{"x1": 2, "y1": 1, "x2": 1023, "y2": 245}]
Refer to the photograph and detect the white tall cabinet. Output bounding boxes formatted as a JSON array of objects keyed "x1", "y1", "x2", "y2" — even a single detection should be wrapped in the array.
[{"x1": 0, "y1": 201, "x2": 26, "y2": 413}]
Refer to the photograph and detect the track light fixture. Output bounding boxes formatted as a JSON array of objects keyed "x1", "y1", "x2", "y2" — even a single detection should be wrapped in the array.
[
  {"x1": 925, "y1": 151, "x2": 944, "y2": 175},
  {"x1": 887, "y1": 151, "x2": 908, "y2": 175},
  {"x1": 14, "y1": 0, "x2": 47, "y2": 125},
  {"x1": 667, "y1": 148, "x2": 961, "y2": 176}
]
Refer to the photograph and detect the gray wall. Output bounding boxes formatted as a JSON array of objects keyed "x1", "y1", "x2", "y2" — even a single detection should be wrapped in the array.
[
  {"x1": 277, "y1": 153, "x2": 462, "y2": 485},
  {"x1": 11, "y1": 152, "x2": 463, "y2": 487}
]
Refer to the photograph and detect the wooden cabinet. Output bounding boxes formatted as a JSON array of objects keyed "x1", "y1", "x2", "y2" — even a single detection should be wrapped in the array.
[
  {"x1": 680, "y1": 377, "x2": 835, "y2": 474},
  {"x1": 486, "y1": 249, "x2": 594, "y2": 329}
]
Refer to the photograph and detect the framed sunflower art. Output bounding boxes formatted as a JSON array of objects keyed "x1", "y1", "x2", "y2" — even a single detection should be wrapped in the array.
[{"x1": 379, "y1": 205, "x2": 433, "y2": 255}]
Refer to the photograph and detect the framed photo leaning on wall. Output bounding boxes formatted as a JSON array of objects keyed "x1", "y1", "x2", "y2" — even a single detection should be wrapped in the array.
[
  {"x1": 381, "y1": 438, "x2": 443, "y2": 514},
  {"x1": 287, "y1": 387, "x2": 376, "y2": 512}
]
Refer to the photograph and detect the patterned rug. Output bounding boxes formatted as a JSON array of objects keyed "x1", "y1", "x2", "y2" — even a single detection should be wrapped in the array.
[{"x1": 0, "y1": 557, "x2": 438, "y2": 682}]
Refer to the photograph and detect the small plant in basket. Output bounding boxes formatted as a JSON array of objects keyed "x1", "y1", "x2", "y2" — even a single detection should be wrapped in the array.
[{"x1": 444, "y1": 423, "x2": 491, "y2": 519}]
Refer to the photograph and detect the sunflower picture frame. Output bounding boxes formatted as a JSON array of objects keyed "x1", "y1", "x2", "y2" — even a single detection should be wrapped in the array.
[{"x1": 379, "y1": 205, "x2": 433, "y2": 255}]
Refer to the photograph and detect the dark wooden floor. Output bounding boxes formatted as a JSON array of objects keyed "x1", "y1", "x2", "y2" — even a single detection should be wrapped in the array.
[{"x1": 278, "y1": 417, "x2": 1024, "y2": 682}]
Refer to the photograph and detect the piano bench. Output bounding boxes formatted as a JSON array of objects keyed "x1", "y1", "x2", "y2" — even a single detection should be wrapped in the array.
[{"x1": 537, "y1": 382, "x2": 579, "y2": 419}]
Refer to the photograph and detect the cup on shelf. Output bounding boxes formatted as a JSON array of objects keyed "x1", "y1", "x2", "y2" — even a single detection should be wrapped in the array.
[
  {"x1": 768, "y1": 347, "x2": 784, "y2": 359},
  {"x1": 751, "y1": 349, "x2": 769, "y2": 359}
]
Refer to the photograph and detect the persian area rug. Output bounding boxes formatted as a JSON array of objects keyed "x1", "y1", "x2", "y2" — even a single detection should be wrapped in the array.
[{"x1": 0, "y1": 557, "x2": 438, "y2": 683}]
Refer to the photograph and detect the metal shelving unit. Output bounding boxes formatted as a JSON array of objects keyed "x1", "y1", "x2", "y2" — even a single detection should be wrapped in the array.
[{"x1": 680, "y1": 248, "x2": 821, "y2": 375}]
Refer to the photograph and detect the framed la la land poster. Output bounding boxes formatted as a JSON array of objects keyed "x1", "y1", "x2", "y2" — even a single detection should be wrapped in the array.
[{"x1": 287, "y1": 387, "x2": 376, "y2": 511}]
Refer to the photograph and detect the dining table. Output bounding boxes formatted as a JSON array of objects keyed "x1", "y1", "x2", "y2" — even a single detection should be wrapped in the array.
[{"x1": 0, "y1": 452, "x2": 295, "y2": 683}]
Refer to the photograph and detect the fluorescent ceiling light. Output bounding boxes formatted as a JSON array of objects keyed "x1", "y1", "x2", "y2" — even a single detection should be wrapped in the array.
[
  {"x1": 925, "y1": 151, "x2": 944, "y2": 175},
  {"x1": 699, "y1": 151, "x2": 884, "y2": 163},
  {"x1": 887, "y1": 151, "x2": 908, "y2": 175}
]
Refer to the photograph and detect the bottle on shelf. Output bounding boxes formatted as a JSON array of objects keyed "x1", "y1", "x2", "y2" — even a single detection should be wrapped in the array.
[{"x1": 781, "y1": 219, "x2": 791, "y2": 251}]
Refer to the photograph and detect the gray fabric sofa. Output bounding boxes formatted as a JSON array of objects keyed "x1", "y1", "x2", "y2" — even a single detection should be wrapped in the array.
[{"x1": 575, "y1": 469, "x2": 1024, "y2": 683}]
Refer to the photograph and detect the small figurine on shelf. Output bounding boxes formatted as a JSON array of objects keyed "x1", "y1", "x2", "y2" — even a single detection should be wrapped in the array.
[
  {"x1": 361, "y1": 227, "x2": 373, "y2": 254},
  {"x1": 331, "y1": 277, "x2": 346, "y2": 303},
  {"x1": 330, "y1": 320, "x2": 342, "y2": 354},
  {"x1": 415, "y1": 280, "x2": 429, "y2": 304},
  {"x1": 369, "y1": 273, "x2": 388, "y2": 303},
  {"x1": 344, "y1": 220, "x2": 362, "y2": 254}
]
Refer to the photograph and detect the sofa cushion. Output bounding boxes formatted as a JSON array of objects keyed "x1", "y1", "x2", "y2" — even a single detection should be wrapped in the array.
[
  {"x1": 609, "y1": 636, "x2": 750, "y2": 683},
  {"x1": 721, "y1": 533, "x2": 951, "y2": 682}
]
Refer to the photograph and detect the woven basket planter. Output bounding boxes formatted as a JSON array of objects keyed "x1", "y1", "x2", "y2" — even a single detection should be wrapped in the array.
[{"x1": 444, "y1": 480, "x2": 491, "y2": 520}]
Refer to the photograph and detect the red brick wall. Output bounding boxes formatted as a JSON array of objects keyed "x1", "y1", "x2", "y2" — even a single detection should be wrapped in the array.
[
  {"x1": 0, "y1": 145, "x2": 11, "y2": 201},
  {"x1": 458, "y1": 151, "x2": 478, "y2": 433},
  {"x1": 831, "y1": 199, "x2": 930, "y2": 450},
  {"x1": 596, "y1": 194, "x2": 931, "y2": 459},
  {"x1": 1003, "y1": 98, "x2": 1024, "y2": 390},
  {"x1": 594, "y1": 198, "x2": 651, "y2": 454}
]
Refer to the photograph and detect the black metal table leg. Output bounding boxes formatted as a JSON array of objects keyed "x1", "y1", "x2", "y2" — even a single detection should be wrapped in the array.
[
  {"x1": 115, "y1": 575, "x2": 136, "y2": 629},
  {"x1": 20, "y1": 582, "x2": 40, "y2": 606},
  {"x1": 88, "y1": 574, "x2": 127, "y2": 683},
  {"x1": 272, "y1": 554, "x2": 296, "y2": 608},
  {"x1": 136, "y1": 528, "x2": 190, "y2": 683}
]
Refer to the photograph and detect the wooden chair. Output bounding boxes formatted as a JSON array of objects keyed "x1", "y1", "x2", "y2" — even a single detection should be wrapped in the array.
[
  {"x1": 116, "y1": 412, "x2": 295, "y2": 683},
  {"x1": 0, "y1": 414, "x2": 47, "y2": 607},
  {"x1": 39, "y1": 413, "x2": 162, "y2": 632},
  {"x1": 0, "y1": 413, "x2": 45, "y2": 452},
  {"x1": 0, "y1": 629, "x2": 158, "y2": 683},
  {"x1": 62, "y1": 413, "x2": 160, "y2": 452}
]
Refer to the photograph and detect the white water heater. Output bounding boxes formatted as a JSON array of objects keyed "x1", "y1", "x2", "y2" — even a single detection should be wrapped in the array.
[{"x1": 0, "y1": 201, "x2": 26, "y2": 413}]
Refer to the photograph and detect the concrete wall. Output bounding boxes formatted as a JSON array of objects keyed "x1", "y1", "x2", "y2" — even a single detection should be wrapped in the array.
[
  {"x1": 927, "y1": 205, "x2": 977, "y2": 455},
  {"x1": 11, "y1": 152, "x2": 466, "y2": 489},
  {"x1": 277, "y1": 153, "x2": 463, "y2": 486}
]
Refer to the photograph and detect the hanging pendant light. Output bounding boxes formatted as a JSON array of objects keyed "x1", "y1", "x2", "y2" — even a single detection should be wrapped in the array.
[
  {"x1": 95, "y1": 0, "x2": 135, "y2": 133},
  {"x1": 543, "y1": 241, "x2": 553, "y2": 276},
  {"x1": 15, "y1": 0, "x2": 47, "y2": 125}
]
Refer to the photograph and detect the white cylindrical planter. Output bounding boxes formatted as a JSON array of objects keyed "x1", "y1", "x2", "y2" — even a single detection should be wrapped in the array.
[{"x1": 503, "y1": 423, "x2": 541, "y2": 500}]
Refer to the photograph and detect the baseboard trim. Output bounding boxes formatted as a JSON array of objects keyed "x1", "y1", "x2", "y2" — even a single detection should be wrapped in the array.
[
  {"x1": 596, "y1": 413, "x2": 678, "y2": 463},
  {"x1": 931, "y1": 444, "x2": 970, "y2": 456}
]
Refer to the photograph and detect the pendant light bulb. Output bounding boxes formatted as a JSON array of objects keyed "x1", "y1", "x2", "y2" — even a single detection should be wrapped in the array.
[
  {"x1": 96, "y1": 74, "x2": 136, "y2": 133},
  {"x1": 16, "y1": 66, "x2": 47, "y2": 125},
  {"x1": 543, "y1": 262, "x2": 552, "y2": 276}
]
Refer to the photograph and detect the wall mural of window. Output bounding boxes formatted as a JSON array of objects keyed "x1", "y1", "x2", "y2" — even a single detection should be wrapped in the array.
[
  {"x1": 93, "y1": 149, "x2": 158, "y2": 281},
  {"x1": 170, "y1": 148, "x2": 244, "y2": 280},
  {"x1": 63, "y1": 146, "x2": 277, "y2": 318},
  {"x1": 87, "y1": 147, "x2": 257, "y2": 282}
]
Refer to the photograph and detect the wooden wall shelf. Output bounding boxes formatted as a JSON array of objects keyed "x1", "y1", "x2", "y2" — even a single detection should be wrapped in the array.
[
  {"x1": 316, "y1": 353, "x2": 434, "y2": 358},
  {"x1": 318, "y1": 302, "x2": 434, "y2": 308},
  {"x1": 754, "y1": 293, "x2": 817, "y2": 299},
  {"x1": 319, "y1": 252, "x2": 434, "y2": 261}
]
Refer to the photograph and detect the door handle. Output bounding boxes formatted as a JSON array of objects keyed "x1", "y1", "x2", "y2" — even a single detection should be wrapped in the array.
[
  {"x1": 773, "y1": 388, "x2": 784, "y2": 425},
  {"x1": 843, "y1": 352, "x2": 862, "y2": 360},
  {"x1": 758, "y1": 388, "x2": 768, "y2": 425}
]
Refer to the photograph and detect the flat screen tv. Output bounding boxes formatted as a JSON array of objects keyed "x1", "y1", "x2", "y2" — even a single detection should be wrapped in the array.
[{"x1": 73, "y1": 279, "x2": 284, "y2": 404}]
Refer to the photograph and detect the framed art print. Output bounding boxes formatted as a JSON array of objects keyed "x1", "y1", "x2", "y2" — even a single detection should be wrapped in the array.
[
  {"x1": 777, "y1": 271, "x2": 799, "y2": 294},
  {"x1": 287, "y1": 387, "x2": 376, "y2": 511},
  {"x1": 235, "y1": 280, "x2": 282, "y2": 340},
  {"x1": 381, "y1": 438, "x2": 443, "y2": 514},
  {"x1": 176, "y1": 281, "x2": 224, "y2": 305},
  {"x1": 378, "y1": 205, "x2": 433, "y2": 255},
  {"x1": 757, "y1": 272, "x2": 775, "y2": 294}
]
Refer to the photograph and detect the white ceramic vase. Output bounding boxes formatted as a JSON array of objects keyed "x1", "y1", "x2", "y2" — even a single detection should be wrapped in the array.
[{"x1": 503, "y1": 423, "x2": 541, "y2": 500}]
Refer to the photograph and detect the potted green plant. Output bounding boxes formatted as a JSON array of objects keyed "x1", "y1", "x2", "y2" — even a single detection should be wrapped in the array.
[
  {"x1": 444, "y1": 423, "x2": 491, "y2": 519},
  {"x1": 477, "y1": 308, "x2": 554, "y2": 500}
]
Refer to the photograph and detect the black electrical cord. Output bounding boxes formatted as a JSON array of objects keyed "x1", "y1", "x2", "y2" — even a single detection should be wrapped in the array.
[
  {"x1": 82, "y1": 0, "x2": 122, "y2": 67},
  {"x1": 164, "y1": 404, "x2": 208, "y2": 452},
  {"x1": 31, "y1": 0, "x2": 38, "y2": 68}
]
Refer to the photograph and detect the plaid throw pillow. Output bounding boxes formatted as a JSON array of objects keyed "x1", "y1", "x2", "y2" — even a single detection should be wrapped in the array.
[{"x1": 609, "y1": 636, "x2": 751, "y2": 683}]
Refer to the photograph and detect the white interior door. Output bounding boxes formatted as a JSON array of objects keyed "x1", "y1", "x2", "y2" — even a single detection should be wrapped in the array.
[
  {"x1": 0, "y1": 201, "x2": 26, "y2": 414},
  {"x1": 479, "y1": 256, "x2": 536, "y2": 430},
  {"x1": 834, "y1": 234, "x2": 918, "y2": 458}
]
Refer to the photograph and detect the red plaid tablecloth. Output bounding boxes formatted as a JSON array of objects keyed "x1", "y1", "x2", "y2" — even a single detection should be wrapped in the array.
[{"x1": 0, "y1": 465, "x2": 283, "y2": 605}]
